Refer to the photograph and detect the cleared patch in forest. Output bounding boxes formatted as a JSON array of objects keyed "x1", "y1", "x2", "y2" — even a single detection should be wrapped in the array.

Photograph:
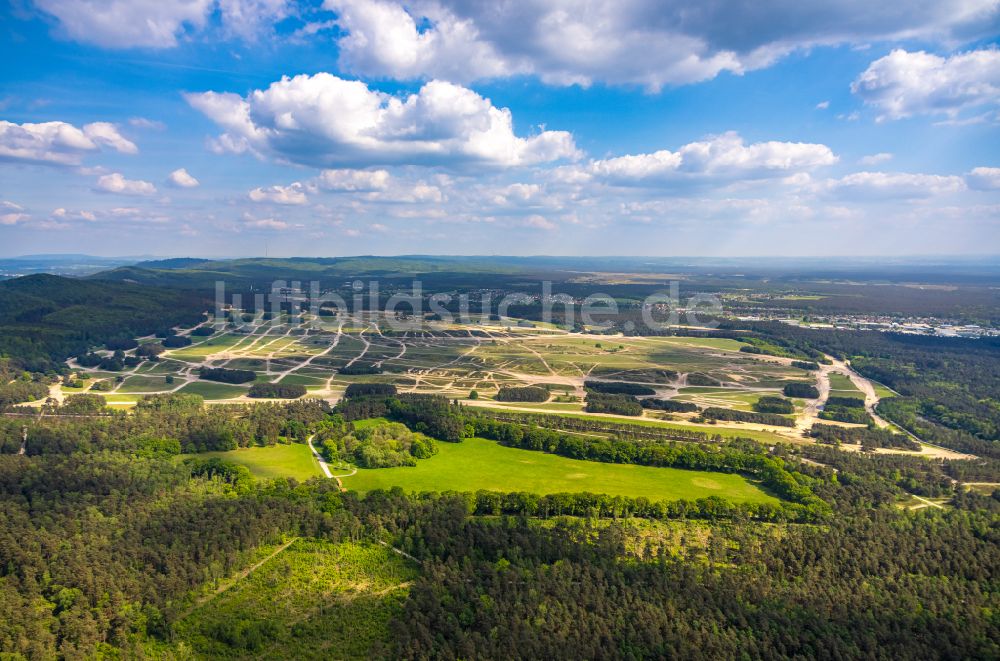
[
  {"x1": 341, "y1": 437, "x2": 778, "y2": 504},
  {"x1": 190, "y1": 444, "x2": 322, "y2": 481},
  {"x1": 153, "y1": 540, "x2": 416, "y2": 659}
]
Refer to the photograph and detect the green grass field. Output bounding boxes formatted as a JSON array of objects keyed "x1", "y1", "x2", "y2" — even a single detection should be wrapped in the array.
[
  {"x1": 828, "y1": 373, "x2": 863, "y2": 394},
  {"x1": 871, "y1": 382, "x2": 897, "y2": 399},
  {"x1": 488, "y1": 400, "x2": 584, "y2": 412},
  {"x1": 116, "y1": 375, "x2": 175, "y2": 392},
  {"x1": 177, "y1": 381, "x2": 249, "y2": 399},
  {"x1": 351, "y1": 417, "x2": 393, "y2": 430},
  {"x1": 158, "y1": 540, "x2": 416, "y2": 659},
  {"x1": 653, "y1": 336, "x2": 748, "y2": 351},
  {"x1": 103, "y1": 394, "x2": 142, "y2": 404},
  {"x1": 275, "y1": 373, "x2": 327, "y2": 385},
  {"x1": 192, "y1": 444, "x2": 322, "y2": 481},
  {"x1": 341, "y1": 437, "x2": 778, "y2": 504},
  {"x1": 674, "y1": 388, "x2": 767, "y2": 411},
  {"x1": 470, "y1": 406, "x2": 787, "y2": 443}
]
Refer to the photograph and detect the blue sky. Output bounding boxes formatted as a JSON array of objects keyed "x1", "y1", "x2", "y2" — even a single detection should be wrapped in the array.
[{"x1": 1, "y1": 0, "x2": 999, "y2": 257}]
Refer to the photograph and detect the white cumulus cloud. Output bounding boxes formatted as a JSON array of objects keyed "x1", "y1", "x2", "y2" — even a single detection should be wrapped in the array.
[
  {"x1": 966, "y1": 166, "x2": 1000, "y2": 190},
  {"x1": 852, "y1": 48, "x2": 1000, "y2": 121},
  {"x1": 52, "y1": 208, "x2": 98, "y2": 221},
  {"x1": 241, "y1": 213, "x2": 296, "y2": 230},
  {"x1": 168, "y1": 168, "x2": 200, "y2": 188},
  {"x1": 327, "y1": 0, "x2": 509, "y2": 82},
  {"x1": 828, "y1": 171, "x2": 967, "y2": 199},
  {"x1": 317, "y1": 168, "x2": 391, "y2": 191},
  {"x1": 369, "y1": 181, "x2": 444, "y2": 203},
  {"x1": 521, "y1": 215, "x2": 557, "y2": 231},
  {"x1": 859, "y1": 152, "x2": 893, "y2": 165},
  {"x1": 1, "y1": 201, "x2": 28, "y2": 226},
  {"x1": 249, "y1": 182, "x2": 308, "y2": 205},
  {"x1": 33, "y1": 0, "x2": 290, "y2": 49},
  {"x1": 217, "y1": 0, "x2": 292, "y2": 39},
  {"x1": 95, "y1": 172, "x2": 157, "y2": 196},
  {"x1": 186, "y1": 73, "x2": 579, "y2": 168},
  {"x1": 34, "y1": 0, "x2": 213, "y2": 48},
  {"x1": 0, "y1": 213, "x2": 28, "y2": 226},
  {"x1": 129, "y1": 117, "x2": 166, "y2": 130},
  {"x1": 324, "y1": 0, "x2": 1000, "y2": 89},
  {"x1": 0, "y1": 120, "x2": 136, "y2": 165},
  {"x1": 585, "y1": 132, "x2": 837, "y2": 186},
  {"x1": 82, "y1": 122, "x2": 139, "y2": 153},
  {"x1": 492, "y1": 183, "x2": 544, "y2": 206}
]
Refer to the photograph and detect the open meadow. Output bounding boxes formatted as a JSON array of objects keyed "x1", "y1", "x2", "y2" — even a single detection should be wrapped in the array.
[
  {"x1": 189, "y1": 443, "x2": 322, "y2": 481},
  {"x1": 340, "y1": 436, "x2": 779, "y2": 503}
]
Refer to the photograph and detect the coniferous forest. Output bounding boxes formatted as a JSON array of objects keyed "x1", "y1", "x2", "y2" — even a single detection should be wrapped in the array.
[{"x1": 0, "y1": 389, "x2": 996, "y2": 658}]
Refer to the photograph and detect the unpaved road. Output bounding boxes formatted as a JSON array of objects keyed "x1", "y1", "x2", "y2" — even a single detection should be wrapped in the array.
[
  {"x1": 180, "y1": 536, "x2": 299, "y2": 619},
  {"x1": 306, "y1": 434, "x2": 333, "y2": 479}
]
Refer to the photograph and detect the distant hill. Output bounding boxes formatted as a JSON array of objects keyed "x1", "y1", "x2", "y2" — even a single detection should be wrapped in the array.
[
  {"x1": 0, "y1": 274, "x2": 209, "y2": 371},
  {"x1": 132, "y1": 257, "x2": 214, "y2": 270},
  {"x1": 90, "y1": 254, "x2": 1000, "y2": 289},
  {"x1": 0, "y1": 254, "x2": 150, "y2": 279},
  {"x1": 90, "y1": 256, "x2": 539, "y2": 290}
]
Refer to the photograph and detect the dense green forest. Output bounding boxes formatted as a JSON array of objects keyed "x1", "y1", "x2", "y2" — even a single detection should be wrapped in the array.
[
  {"x1": 0, "y1": 275, "x2": 208, "y2": 372},
  {"x1": 0, "y1": 393, "x2": 996, "y2": 658}
]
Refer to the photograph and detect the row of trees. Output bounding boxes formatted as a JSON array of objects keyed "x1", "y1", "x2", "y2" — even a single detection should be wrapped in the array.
[
  {"x1": 198, "y1": 367, "x2": 256, "y2": 384},
  {"x1": 784, "y1": 382, "x2": 820, "y2": 398},
  {"x1": 819, "y1": 399, "x2": 872, "y2": 424},
  {"x1": 809, "y1": 423, "x2": 920, "y2": 451},
  {"x1": 584, "y1": 392, "x2": 643, "y2": 416},
  {"x1": 472, "y1": 490, "x2": 794, "y2": 522},
  {"x1": 495, "y1": 386, "x2": 550, "y2": 402},
  {"x1": 248, "y1": 383, "x2": 306, "y2": 399},
  {"x1": 640, "y1": 397, "x2": 699, "y2": 413},
  {"x1": 338, "y1": 363, "x2": 382, "y2": 375},
  {"x1": 754, "y1": 395, "x2": 794, "y2": 414},
  {"x1": 344, "y1": 382, "x2": 397, "y2": 398},
  {"x1": 583, "y1": 380, "x2": 656, "y2": 396},
  {"x1": 702, "y1": 407, "x2": 795, "y2": 427}
]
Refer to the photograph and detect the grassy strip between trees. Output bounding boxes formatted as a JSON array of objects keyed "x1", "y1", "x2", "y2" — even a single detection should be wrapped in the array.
[
  {"x1": 469, "y1": 406, "x2": 788, "y2": 443},
  {"x1": 185, "y1": 444, "x2": 322, "y2": 482}
]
